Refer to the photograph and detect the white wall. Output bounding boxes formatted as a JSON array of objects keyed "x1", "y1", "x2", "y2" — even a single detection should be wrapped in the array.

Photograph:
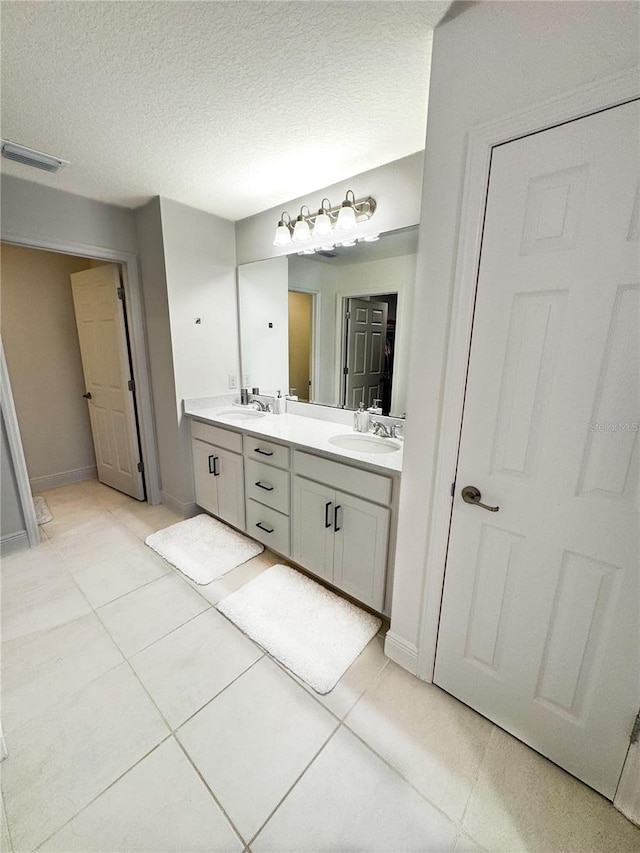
[
  {"x1": 238, "y1": 257, "x2": 289, "y2": 394},
  {"x1": 136, "y1": 197, "x2": 238, "y2": 510},
  {"x1": 388, "y1": 1, "x2": 640, "y2": 668},
  {"x1": 0, "y1": 244, "x2": 96, "y2": 489},
  {"x1": 235, "y1": 152, "x2": 423, "y2": 264}
]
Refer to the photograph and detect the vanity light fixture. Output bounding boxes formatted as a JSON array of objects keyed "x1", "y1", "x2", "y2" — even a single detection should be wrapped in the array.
[
  {"x1": 362, "y1": 233, "x2": 380, "y2": 242},
  {"x1": 334, "y1": 189, "x2": 358, "y2": 234},
  {"x1": 273, "y1": 212, "x2": 293, "y2": 247},
  {"x1": 312, "y1": 199, "x2": 333, "y2": 238},
  {"x1": 292, "y1": 206, "x2": 312, "y2": 243},
  {"x1": 272, "y1": 190, "x2": 376, "y2": 247}
]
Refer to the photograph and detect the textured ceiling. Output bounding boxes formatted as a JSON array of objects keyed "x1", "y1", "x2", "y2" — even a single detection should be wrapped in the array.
[{"x1": 1, "y1": 1, "x2": 449, "y2": 221}]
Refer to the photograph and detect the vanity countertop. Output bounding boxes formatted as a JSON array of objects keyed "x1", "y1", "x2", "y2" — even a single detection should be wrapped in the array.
[{"x1": 183, "y1": 404, "x2": 403, "y2": 475}]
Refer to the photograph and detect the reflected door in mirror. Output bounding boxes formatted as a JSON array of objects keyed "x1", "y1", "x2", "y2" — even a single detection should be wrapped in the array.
[{"x1": 344, "y1": 298, "x2": 388, "y2": 409}]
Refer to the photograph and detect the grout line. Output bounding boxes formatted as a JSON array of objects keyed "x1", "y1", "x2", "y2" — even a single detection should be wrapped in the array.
[
  {"x1": 457, "y1": 724, "x2": 496, "y2": 838},
  {"x1": 31, "y1": 735, "x2": 173, "y2": 852},
  {"x1": 172, "y1": 736, "x2": 247, "y2": 848},
  {"x1": 245, "y1": 722, "x2": 342, "y2": 848},
  {"x1": 341, "y1": 722, "x2": 460, "y2": 831}
]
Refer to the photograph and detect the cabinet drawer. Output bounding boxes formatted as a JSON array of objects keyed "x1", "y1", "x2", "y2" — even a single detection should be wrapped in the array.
[
  {"x1": 293, "y1": 450, "x2": 392, "y2": 506},
  {"x1": 244, "y1": 435, "x2": 290, "y2": 470},
  {"x1": 190, "y1": 419, "x2": 242, "y2": 453},
  {"x1": 246, "y1": 499, "x2": 290, "y2": 556},
  {"x1": 245, "y1": 459, "x2": 290, "y2": 515}
]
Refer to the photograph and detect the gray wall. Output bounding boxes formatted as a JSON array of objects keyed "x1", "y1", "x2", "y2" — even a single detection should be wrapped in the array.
[
  {"x1": 389, "y1": 0, "x2": 640, "y2": 660},
  {"x1": 1, "y1": 411, "x2": 26, "y2": 546},
  {"x1": 1, "y1": 175, "x2": 137, "y2": 255},
  {"x1": 1, "y1": 244, "x2": 96, "y2": 489}
]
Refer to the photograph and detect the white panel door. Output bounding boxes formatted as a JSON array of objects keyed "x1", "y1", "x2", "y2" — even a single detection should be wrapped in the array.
[
  {"x1": 333, "y1": 490, "x2": 389, "y2": 611},
  {"x1": 435, "y1": 101, "x2": 639, "y2": 798},
  {"x1": 71, "y1": 265, "x2": 144, "y2": 500},
  {"x1": 345, "y1": 298, "x2": 388, "y2": 409}
]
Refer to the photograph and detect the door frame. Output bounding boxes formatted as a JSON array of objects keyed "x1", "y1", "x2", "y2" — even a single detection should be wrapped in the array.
[
  {"x1": 0, "y1": 235, "x2": 162, "y2": 521},
  {"x1": 416, "y1": 68, "x2": 640, "y2": 683}
]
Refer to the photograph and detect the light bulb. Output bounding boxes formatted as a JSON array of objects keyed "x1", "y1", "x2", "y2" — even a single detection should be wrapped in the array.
[
  {"x1": 335, "y1": 203, "x2": 357, "y2": 233},
  {"x1": 292, "y1": 217, "x2": 311, "y2": 243},
  {"x1": 312, "y1": 211, "x2": 333, "y2": 238},
  {"x1": 363, "y1": 233, "x2": 380, "y2": 242},
  {"x1": 273, "y1": 223, "x2": 292, "y2": 247},
  {"x1": 339, "y1": 239, "x2": 356, "y2": 247},
  {"x1": 320, "y1": 244, "x2": 335, "y2": 251}
]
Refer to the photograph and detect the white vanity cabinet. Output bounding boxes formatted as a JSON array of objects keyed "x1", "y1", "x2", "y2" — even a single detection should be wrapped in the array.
[
  {"x1": 292, "y1": 451, "x2": 391, "y2": 612},
  {"x1": 243, "y1": 435, "x2": 292, "y2": 555},
  {"x1": 191, "y1": 421, "x2": 245, "y2": 530}
]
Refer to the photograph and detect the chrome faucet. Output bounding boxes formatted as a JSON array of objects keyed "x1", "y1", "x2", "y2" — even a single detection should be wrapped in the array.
[
  {"x1": 371, "y1": 420, "x2": 392, "y2": 438},
  {"x1": 249, "y1": 398, "x2": 269, "y2": 412}
]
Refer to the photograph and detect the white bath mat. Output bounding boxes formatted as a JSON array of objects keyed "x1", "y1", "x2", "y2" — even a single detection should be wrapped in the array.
[
  {"x1": 217, "y1": 564, "x2": 382, "y2": 694},
  {"x1": 33, "y1": 495, "x2": 53, "y2": 525},
  {"x1": 145, "y1": 514, "x2": 264, "y2": 585}
]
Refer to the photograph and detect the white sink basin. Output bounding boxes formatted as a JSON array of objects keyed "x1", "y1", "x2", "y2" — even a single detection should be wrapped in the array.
[
  {"x1": 328, "y1": 433, "x2": 401, "y2": 454},
  {"x1": 217, "y1": 408, "x2": 266, "y2": 420}
]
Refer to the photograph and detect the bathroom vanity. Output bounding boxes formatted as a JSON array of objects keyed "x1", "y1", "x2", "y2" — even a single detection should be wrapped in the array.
[{"x1": 185, "y1": 404, "x2": 402, "y2": 615}]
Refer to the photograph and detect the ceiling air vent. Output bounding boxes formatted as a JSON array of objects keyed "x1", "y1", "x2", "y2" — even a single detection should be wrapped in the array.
[{"x1": 1, "y1": 140, "x2": 68, "y2": 173}]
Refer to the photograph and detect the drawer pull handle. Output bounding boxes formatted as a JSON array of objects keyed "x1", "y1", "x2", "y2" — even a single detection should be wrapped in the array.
[
  {"x1": 334, "y1": 505, "x2": 342, "y2": 533},
  {"x1": 256, "y1": 522, "x2": 274, "y2": 534},
  {"x1": 255, "y1": 481, "x2": 274, "y2": 491},
  {"x1": 208, "y1": 455, "x2": 220, "y2": 476},
  {"x1": 254, "y1": 448, "x2": 274, "y2": 457},
  {"x1": 325, "y1": 501, "x2": 333, "y2": 529}
]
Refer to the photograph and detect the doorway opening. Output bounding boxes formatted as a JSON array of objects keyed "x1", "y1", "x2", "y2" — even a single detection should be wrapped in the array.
[
  {"x1": 288, "y1": 290, "x2": 315, "y2": 402},
  {"x1": 0, "y1": 243, "x2": 146, "y2": 509}
]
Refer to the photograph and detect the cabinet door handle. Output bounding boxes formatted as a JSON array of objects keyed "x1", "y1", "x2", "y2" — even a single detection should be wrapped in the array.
[
  {"x1": 325, "y1": 501, "x2": 333, "y2": 528},
  {"x1": 254, "y1": 448, "x2": 273, "y2": 457},
  {"x1": 334, "y1": 505, "x2": 342, "y2": 532},
  {"x1": 208, "y1": 455, "x2": 220, "y2": 476},
  {"x1": 256, "y1": 522, "x2": 274, "y2": 534},
  {"x1": 255, "y1": 481, "x2": 274, "y2": 491}
]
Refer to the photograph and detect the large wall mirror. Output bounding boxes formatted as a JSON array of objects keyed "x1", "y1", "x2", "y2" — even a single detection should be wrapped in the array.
[{"x1": 238, "y1": 225, "x2": 418, "y2": 417}]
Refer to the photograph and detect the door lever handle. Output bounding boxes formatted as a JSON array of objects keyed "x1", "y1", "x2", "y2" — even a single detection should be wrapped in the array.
[{"x1": 461, "y1": 486, "x2": 499, "y2": 512}]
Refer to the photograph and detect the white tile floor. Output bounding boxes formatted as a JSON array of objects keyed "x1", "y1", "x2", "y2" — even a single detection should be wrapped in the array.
[{"x1": 1, "y1": 480, "x2": 638, "y2": 852}]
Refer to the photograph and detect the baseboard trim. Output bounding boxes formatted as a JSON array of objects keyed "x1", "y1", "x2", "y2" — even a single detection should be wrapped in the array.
[
  {"x1": 0, "y1": 530, "x2": 29, "y2": 555},
  {"x1": 160, "y1": 490, "x2": 197, "y2": 518},
  {"x1": 384, "y1": 631, "x2": 419, "y2": 675},
  {"x1": 30, "y1": 466, "x2": 97, "y2": 492}
]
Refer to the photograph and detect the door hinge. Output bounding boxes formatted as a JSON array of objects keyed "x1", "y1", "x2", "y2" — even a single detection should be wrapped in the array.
[
  {"x1": 451, "y1": 481, "x2": 456, "y2": 497},
  {"x1": 343, "y1": 367, "x2": 349, "y2": 375},
  {"x1": 128, "y1": 379, "x2": 135, "y2": 392},
  {"x1": 345, "y1": 311, "x2": 351, "y2": 320},
  {"x1": 631, "y1": 711, "x2": 640, "y2": 744},
  {"x1": 117, "y1": 286, "x2": 125, "y2": 301},
  {"x1": 137, "y1": 461, "x2": 144, "y2": 473}
]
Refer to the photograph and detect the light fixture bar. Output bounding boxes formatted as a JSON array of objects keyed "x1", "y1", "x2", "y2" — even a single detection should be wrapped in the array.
[{"x1": 273, "y1": 192, "x2": 377, "y2": 246}]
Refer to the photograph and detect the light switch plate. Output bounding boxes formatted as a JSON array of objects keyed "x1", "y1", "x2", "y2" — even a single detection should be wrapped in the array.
[{"x1": 228, "y1": 374, "x2": 237, "y2": 389}]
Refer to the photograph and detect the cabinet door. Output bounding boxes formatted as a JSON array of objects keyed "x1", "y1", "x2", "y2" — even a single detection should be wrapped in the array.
[
  {"x1": 333, "y1": 490, "x2": 389, "y2": 611},
  {"x1": 192, "y1": 439, "x2": 219, "y2": 515},
  {"x1": 292, "y1": 476, "x2": 334, "y2": 583},
  {"x1": 215, "y1": 446, "x2": 246, "y2": 530}
]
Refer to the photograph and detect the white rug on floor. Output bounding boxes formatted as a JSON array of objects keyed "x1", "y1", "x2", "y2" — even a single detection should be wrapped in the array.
[
  {"x1": 145, "y1": 514, "x2": 264, "y2": 585},
  {"x1": 33, "y1": 495, "x2": 53, "y2": 525},
  {"x1": 217, "y1": 564, "x2": 382, "y2": 694}
]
